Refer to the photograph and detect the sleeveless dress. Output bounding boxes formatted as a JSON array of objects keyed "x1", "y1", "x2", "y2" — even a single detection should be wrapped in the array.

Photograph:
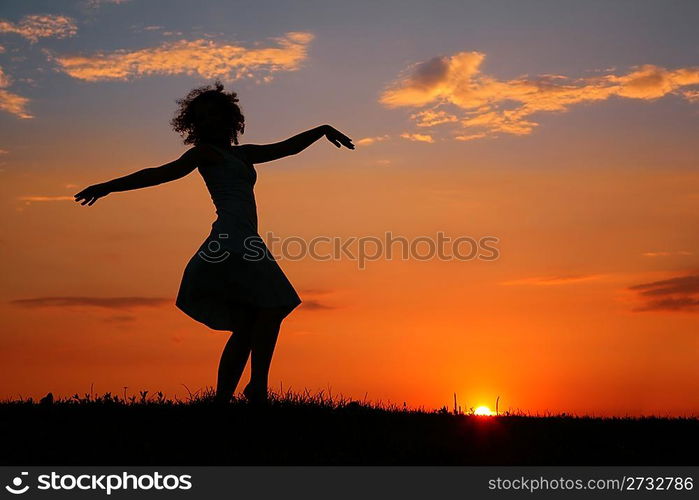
[{"x1": 175, "y1": 144, "x2": 302, "y2": 331}]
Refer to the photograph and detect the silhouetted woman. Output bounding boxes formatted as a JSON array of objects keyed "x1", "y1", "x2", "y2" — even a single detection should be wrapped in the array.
[{"x1": 74, "y1": 81, "x2": 354, "y2": 405}]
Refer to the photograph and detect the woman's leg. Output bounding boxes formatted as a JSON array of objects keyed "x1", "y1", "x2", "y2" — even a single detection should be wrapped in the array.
[
  {"x1": 244, "y1": 307, "x2": 288, "y2": 401},
  {"x1": 214, "y1": 308, "x2": 255, "y2": 404}
]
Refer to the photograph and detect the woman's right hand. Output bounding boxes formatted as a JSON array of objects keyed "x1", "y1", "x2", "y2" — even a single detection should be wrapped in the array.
[
  {"x1": 74, "y1": 183, "x2": 110, "y2": 206},
  {"x1": 323, "y1": 125, "x2": 355, "y2": 150}
]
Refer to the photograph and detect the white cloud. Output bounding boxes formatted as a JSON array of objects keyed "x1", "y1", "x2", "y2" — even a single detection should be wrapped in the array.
[
  {"x1": 400, "y1": 132, "x2": 434, "y2": 143},
  {"x1": 0, "y1": 66, "x2": 32, "y2": 118},
  {"x1": 356, "y1": 134, "x2": 389, "y2": 146},
  {"x1": 19, "y1": 196, "x2": 74, "y2": 202},
  {"x1": 50, "y1": 32, "x2": 315, "y2": 82},
  {"x1": 381, "y1": 51, "x2": 699, "y2": 140},
  {"x1": 0, "y1": 14, "x2": 77, "y2": 42}
]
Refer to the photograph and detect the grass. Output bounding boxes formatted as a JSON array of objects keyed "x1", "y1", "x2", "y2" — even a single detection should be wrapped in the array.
[{"x1": 1, "y1": 389, "x2": 697, "y2": 465}]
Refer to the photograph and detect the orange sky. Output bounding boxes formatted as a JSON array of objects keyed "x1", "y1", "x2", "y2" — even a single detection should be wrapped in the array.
[{"x1": 1, "y1": 1, "x2": 698, "y2": 416}]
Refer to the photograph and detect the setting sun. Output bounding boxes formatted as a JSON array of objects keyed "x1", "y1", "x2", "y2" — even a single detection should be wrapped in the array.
[
  {"x1": 0, "y1": 0, "x2": 697, "y2": 424},
  {"x1": 474, "y1": 406, "x2": 494, "y2": 416}
]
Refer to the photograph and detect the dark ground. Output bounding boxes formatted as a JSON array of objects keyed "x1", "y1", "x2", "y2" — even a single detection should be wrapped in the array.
[{"x1": 1, "y1": 392, "x2": 697, "y2": 465}]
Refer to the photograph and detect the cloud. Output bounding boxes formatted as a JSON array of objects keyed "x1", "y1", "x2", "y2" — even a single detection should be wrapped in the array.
[
  {"x1": 410, "y1": 109, "x2": 458, "y2": 127},
  {"x1": 0, "y1": 14, "x2": 77, "y2": 42},
  {"x1": 501, "y1": 274, "x2": 603, "y2": 286},
  {"x1": 634, "y1": 296, "x2": 699, "y2": 311},
  {"x1": 10, "y1": 296, "x2": 170, "y2": 310},
  {"x1": 641, "y1": 251, "x2": 693, "y2": 257},
  {"x1": 298, "y1": 288, "x2": 334, "y2": 295},
  {"x1": 49, "y1": 31, "x2": 314, "y2": 82},
  {"x1": 134, "y1": 25, "x2": 164, "y2": 32},
  {"x1": 85, "y1": 0, "x2": 131, "y2": 7},
  {"x1": 455, "y1": 133, "x2": 487, "y2": 141},
  {"x1": 400, "y1": 132, "x2": 434, "y2": 143},
  {"x1": 300, "y1": 299, "x2": 336, "y2": 311},
  {"x1": 0, "y1": 66, "x2": 32, "y2": 118},
  {"x1": 298, "y1": 288, "x2": 338, "y2": 311},
  {"x1": 0, "y1": 67, "x2": 10, "y2": 88},
  {"x1": 356, "y1": 135, "x2": 389, "y2": 146},
  {"x1": 18, "y1": 195, "x2": 73, "y2": 202},
  {"x1": 380, "y1": 51, "x2": 699, "y2": 140},
  {"x1": 629, "y1": 274, "x2": 699, "y2": 312}
]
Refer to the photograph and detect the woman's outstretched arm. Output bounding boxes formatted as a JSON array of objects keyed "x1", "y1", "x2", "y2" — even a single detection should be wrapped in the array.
[
  {"x1": 236, "y1": 124, "x2": 354, "y2": 165},
  {"x1": 74, "y1": 148, "x2": 200, "y2": 206}
]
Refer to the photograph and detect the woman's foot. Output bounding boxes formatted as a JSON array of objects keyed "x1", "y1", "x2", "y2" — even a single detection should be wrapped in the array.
[{"x1": 242, "y1": 383, "x2": 268, "y2": 406}]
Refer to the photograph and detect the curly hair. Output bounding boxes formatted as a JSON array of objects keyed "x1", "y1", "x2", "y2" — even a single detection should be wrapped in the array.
[{"x1": 170, "y1": 81, "x2": 245, "y2": 146}]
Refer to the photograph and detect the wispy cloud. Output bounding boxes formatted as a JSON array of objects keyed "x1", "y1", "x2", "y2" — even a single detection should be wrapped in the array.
[
  {"x1": 380, "y1": 51, "x2": 699, "y2": 140},
  {"x1": 400, "y1": 132, "x2": 434, "y2": 143},
  {"x1": 629, "y1": 274, "x2": 699, "y2": 313},
  {"x1": 298, "y1": 288, "x2": 338, "y2": 311},
  {"x1": 300, "y1": 300, "x2": 336, "y2": 311},
  {"x1": 501, "y1": 274, "x2": 603, "y2": 286},
  {"x1": 49, "y1": 31, "x2": 314, "y2": 82},
  {"x1": 138, "y1": 25, "x2": 164, "y2": 32},
  {"x1": 454, "y1": 133, "x2": 487, "y2": 141},
  {"x1": 10, "y1": 296, "x2": 170, "y2": 310},
  {"x1": 356, "y1": 134, "x2": 389, "y2": 146},
  {"x1": 0, "y1": 66, "x2": 31, "y2": 119},
  {"x1": 18, "y1": 195, "x2": 74, "y2": 202},
  {"x1": 0, "y1": 14, "x2": 77, "y2": 42},
  {"x1": 85, "y1": 0, "x2": 131, "y2": 7},
  {"x1": 410, "y1": 109, "x2": 458, "y2": 127},
  {"x1": 641, "y1": 251, "x2": 693, "y2": 257}
]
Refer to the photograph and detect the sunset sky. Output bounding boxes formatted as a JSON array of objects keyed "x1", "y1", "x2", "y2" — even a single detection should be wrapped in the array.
[{"x1": 1, "y1": 0, "x2": 698, "y2": 416}]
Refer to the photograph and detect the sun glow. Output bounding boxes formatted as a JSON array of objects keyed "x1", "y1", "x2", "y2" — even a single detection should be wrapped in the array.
[{"x1": 474, "y1": 406, "x2": 494, "y2": 416}]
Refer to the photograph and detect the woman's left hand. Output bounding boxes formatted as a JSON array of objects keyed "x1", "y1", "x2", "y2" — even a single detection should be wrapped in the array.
[
  {"x1": 74, "y1": 183, "x2": 110, "y2": 206},
  {"x1": 324, "y1": 125, "x2": 355, "y2": 150}
]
